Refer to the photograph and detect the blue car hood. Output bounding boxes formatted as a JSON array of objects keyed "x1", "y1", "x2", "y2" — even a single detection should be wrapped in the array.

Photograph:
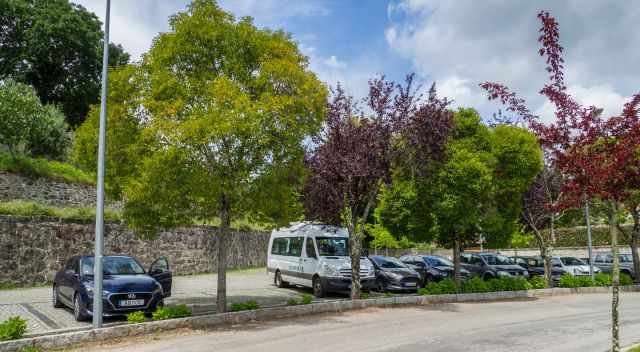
[{"x1": 83, "y1": 274, "x2": 158, "y2": 293}]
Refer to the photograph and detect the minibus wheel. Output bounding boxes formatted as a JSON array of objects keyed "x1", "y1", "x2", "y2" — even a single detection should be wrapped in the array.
[
  {"x1": 313, "y1": 276, "x2": 325, "y2": 298},
  {"x1": 275, "y1": 270, "x2": 289, "y2": 288}
]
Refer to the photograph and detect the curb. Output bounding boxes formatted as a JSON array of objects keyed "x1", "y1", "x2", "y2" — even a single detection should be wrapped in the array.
[{"x1": 2, "y1": 285, "x2": 639, "y2": 352}]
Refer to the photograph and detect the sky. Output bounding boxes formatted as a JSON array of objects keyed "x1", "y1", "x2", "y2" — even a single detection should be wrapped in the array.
[{"x1": 73, "y1": 0, "x2": 640, "y2": 122}]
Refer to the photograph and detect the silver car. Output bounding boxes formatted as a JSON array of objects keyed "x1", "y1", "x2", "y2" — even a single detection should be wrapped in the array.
[{"x1": 553, "y1": 256, "x2": 601, "y2": 276}]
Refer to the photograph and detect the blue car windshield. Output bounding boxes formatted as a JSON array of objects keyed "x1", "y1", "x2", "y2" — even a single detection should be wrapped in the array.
[{"x1": 81, "y1": 257, "x2": 145, "y2": 276}]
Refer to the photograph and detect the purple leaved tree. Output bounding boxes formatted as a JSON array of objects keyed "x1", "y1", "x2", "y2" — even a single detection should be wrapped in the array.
[{"x1": 304, "y1": 75, "x2": 452, "y2": 299}]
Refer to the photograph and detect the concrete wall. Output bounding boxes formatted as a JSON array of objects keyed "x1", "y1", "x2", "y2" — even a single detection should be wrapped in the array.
[{"x1": 0, "y1": 215, "x2": 269, "y2": 286}]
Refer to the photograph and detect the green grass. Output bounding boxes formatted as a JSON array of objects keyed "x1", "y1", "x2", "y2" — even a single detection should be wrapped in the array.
[
  {"x1": 628, "y1": 346, "x2": 640, "y2": 352},
  {"x1": 0, "y1": 201, "x2": 121, "y2": 221},
  {"x1": 0, "y1": 152, "x2": 94, "y2": 185}
]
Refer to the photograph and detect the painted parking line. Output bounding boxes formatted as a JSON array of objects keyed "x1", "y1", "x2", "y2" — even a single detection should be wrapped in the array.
[{"x1": 20, "y1": 303, "x2": 60, "y2": 330}]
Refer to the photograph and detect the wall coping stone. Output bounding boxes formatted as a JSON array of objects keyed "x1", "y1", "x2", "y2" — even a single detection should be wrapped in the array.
[{"x1": 2, "y1": 285, "x2": 639, "y2": 352}]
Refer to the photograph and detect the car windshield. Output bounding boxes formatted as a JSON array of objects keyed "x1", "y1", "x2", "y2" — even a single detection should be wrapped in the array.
[
  {"x1": 372, "y1": 257, "x2": 406, "y2": 269},
  {"x1": 560, "y1": 257, "x2": 586, "y2": 266},
  {"x1": 481, "y1": 254, "x2": 512, "y2": 265},
  {"x1": 81, "y1": 257, "x2": 145, "y2": 276},
  {"x1": 425, "y1": 256, "x2": 454, "y2": 267},
  {"x1": 315, "y1": 237, "x2": 349, "y2": 256}
]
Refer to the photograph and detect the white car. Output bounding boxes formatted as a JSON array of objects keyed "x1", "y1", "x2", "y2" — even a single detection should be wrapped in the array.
[
  {"x1": 267, "y1": 222, "x2": 376, "y2": 297},
  {"x1": 552, "y1": 256, "x2": 601, "y2": 276}
]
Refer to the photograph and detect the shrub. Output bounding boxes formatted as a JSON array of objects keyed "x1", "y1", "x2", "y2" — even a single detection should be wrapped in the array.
[
  {"x1": 486, "y1": 277, "x2": 531, "y2": 292},
  {"x1": 528, "y1": 275, "x2": 547, "y2": 289},
  {"x1": 301, "y1": 294, "x2": 314, "y2": 304},
  {"x1": 417, "y1": 288, "x2": 429, "y2": 296},
  {"x1": 461, "y1": 277, "x2": 489, "y2": 293},
  {"x1": 169, "y1": 304, "x2": 192, "y2": 318},
  {"x1": 0, "y1": 316, "x2": 28, "y2": 341},
  {"x1": 151, "y1": 307, "x2": 171, "y2": 321},
  {"x1": 594, "y1": 273, "x2": 612, "y2": 287},
  {"x1": 621, "y1": 273, "x2": 634, "y2": 286},
  {"x1": 0, "y1": 80, "x2": 41, "y2": 158},
  {"x1": 286, "y1": 298, "x2": 299, "y2": 306},
  {"x1": 126, "y1": 311, "x2": 146, "y2": 324},
  {"x1": 423, "y1": 278, "x2": 458, "y2": 295},
  {"x1": 230, "y1": 301, "x2": 260, "y2": 312},
  {"x1": 558, "y1": 273, "x2": 596, "y2": 288},
  {"x1": 26, "y1": 104, "x2": 72, "y2": 160},
  {"x1": 359, "y1": 292, "x2": 369, "y2": 300}
]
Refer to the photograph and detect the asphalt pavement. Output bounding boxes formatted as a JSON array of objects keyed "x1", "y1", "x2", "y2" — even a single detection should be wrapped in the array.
[{"x1": 71, "y1": 292, "x2": 640, "y2": 352}]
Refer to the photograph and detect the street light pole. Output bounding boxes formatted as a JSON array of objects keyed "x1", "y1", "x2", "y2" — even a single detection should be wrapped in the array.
[{"x1": 93, "y1": 0, "x2": 111, "y2": 329}]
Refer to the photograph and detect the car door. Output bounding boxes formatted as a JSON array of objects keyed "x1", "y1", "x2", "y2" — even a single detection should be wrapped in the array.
[
  {"x1": 302, "y1": 236, "x2": 319, "y2": 288},
  {"x1": 594, "y1": 254, "x2": 610, "y2": 273},
  {"x1": 149, "y1": 258, "x2": 172, "y2": 298},
  {"x1": 60, "y1": 257, "x2": 79, "y2": 302}
]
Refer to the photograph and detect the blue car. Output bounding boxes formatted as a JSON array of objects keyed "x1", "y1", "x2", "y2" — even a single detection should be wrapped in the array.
[{"x1": 53, "y1": 255, "x2": 172, "y2": 321}]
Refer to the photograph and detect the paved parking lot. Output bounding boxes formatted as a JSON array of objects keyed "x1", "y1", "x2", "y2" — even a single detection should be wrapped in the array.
[{"x1": 0, "y1": 268, "x2": 335, "y2": 334}]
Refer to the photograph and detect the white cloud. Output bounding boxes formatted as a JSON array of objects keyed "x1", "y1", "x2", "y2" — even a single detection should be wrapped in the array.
[
  {"x1": 386, "y1": 0, "x2": 640, "y2": 120},
  {"x1": 323, "y1": 56, "x2": 347, "y2": 70},
  {"x1": 535, "y1": 85, "x2": 630, "y2": 123}
]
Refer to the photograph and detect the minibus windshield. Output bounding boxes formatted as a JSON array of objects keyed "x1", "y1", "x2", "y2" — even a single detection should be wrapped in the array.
[{"x1": 316, "y1": 237, "x2": 349, "y2": 256}]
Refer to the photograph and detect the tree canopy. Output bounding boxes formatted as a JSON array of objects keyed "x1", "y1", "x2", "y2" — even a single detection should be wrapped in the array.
[{"x1": 0, "y1": 0, "x2": 130, "y2": 126}]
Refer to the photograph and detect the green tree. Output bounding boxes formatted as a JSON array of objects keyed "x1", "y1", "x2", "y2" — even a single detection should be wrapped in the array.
[
  {"x1": 72, "y1": 65, "x2": 148, "y2": 198},
  {"x1": 0, "y1": 0, "x2": 130, "y2": 126},
  {"x1": 121, "y1": 0, "x2": 326, "y2": 313},
  {"x1": 0, "y1": 79, "x2": 42, "y2": 158},
  {"x1": 421, "y1": 109, "x2": 542, "y2": 284},
  {"x1": 0, "y1": 79, "x2": 70, "y2": 160}
]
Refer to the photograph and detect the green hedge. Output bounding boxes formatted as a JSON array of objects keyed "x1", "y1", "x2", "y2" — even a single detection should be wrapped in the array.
[
  {"x1": 558, "y1": 273, "x2": 633, "y2": 288},
  {"x1": 418, "y1": 276, "x2": 549, "y2": 296}
]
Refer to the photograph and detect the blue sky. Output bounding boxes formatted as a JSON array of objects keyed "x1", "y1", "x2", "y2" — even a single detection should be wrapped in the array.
[{"x1": 74, "y1": 0, "x2": 640, "y2": 122}]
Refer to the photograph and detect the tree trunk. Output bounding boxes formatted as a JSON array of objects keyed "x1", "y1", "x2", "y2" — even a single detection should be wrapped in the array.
[
  {"x1": 631, "y1": 208, "x2": 640, "y2": 284},
  {"x1": 609, "y1": 201, "x2": 620, "y2": 352},
  {"x1": 217, "y1": 195, "x2": 230, "y2": 313},
  {"x1": 347, "y1": 212, "x2": 362, "y2": 300},
  {"x1": 453, "y1": 236, "x2": 461, "y2": 287}
]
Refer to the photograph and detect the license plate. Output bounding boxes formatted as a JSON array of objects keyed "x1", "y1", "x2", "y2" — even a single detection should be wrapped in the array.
[
  {"x1": 119, "y1": 299, "x2": 144, "y2": 307},
  {"x1": 405, "y1": 282, "x2": 417, "y2": 287}
]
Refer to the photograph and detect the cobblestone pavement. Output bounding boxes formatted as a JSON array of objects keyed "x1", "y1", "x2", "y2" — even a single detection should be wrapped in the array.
[{"x1": 0, "y1": 268, "x2": 335, "y2": 335}]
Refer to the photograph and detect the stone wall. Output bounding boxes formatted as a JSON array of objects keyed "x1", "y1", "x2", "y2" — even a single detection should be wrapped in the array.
[
  {"x1": 0, "y1": 215, "x2": 270, "y2": 286},
  {"x1": 0, "y1": 171, "x2": 121, "y2": 208}
]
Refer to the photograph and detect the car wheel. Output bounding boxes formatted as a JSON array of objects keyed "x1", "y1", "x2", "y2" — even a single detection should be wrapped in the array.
[
  {"x1": 73, "y1": 293, "x2": 87, "y2": 322},
  {"x1": 275, "y1": 270, "x2": 289, "y2": 288},
  {"x1": 312, "y1": 276, "x2": 325, "y2": 298},
  {"x1": 483, "y1": 273, "x2": 494, "y2": 281},
  {"x1": 376, "y1": 280, "x2": 386, "y2": 292},
  {"x1": 52, "y1": 285, "x2": 63, "y2": 308}
]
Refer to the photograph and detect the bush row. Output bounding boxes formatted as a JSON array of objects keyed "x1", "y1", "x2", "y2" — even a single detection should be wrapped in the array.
[
  {"x1": 0, "y1": 316, "x2": 27, "y2": 341},
  {"x1": 0, "y1": 201, "x2": 121, "y2": 221},
  {"x1": 557, "y1": 273, "x2": 633, "y2": 288},
  {"x1": 418, "y1": 276, "x2": 544, "y2": 296},
  {"x1": 125, "y1": 304, "x2": 192, "y2": 324}
]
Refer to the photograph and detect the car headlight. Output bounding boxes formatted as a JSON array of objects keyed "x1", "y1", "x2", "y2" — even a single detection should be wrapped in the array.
[
  {"x1": 85, "y1": 285, "x2": 110, "y2": 298},
  {"x1": 321, "y1": 263, "x2": 339, "y2": 277},
  {"x1": 497, "y1": 271, "x2": 510, "y2": 277}
]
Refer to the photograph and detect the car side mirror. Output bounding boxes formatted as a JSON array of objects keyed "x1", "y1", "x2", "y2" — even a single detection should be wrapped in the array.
[{"x1": 415, "y1": 262, "x2": 425, "y2": 268}]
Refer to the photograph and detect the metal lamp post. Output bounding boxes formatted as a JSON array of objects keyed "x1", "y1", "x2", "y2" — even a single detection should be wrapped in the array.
[{"x1": 93, "y1": 0, "x2": 111, "y2": 329}]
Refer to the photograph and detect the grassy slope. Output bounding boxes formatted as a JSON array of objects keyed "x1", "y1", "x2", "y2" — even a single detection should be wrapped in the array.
[{"x1": 0, "y1": 152, "x2": 94, "y2": 185}]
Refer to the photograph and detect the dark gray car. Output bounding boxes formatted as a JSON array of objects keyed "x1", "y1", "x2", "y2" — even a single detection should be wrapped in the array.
[
  {"x1": 594, "y1": 252, "x2": 636, "y2": 279},
  {"x1": 461, "y1": 252, "x2": 529, "y2": 280}
]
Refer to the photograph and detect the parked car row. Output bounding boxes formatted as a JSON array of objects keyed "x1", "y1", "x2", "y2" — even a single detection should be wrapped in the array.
[{"x1": 266, "y1": 224, "x2": 636, "y2": 297}]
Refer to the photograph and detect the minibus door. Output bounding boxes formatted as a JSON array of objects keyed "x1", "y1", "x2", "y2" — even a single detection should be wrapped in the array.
[{"x1": 302, "y1": 236, "x2": 319, "y2": 287}]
